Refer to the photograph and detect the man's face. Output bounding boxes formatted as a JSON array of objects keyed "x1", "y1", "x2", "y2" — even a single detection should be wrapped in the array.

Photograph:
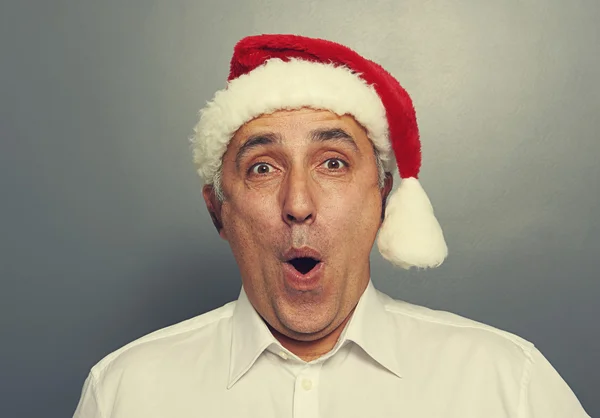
[{"x1": 203, "y1": 108, "x2": 391, "y2": 342}]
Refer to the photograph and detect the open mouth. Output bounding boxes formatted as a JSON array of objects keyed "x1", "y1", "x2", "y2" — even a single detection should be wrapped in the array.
[{"x1": 287, "y1": 257, "x2": 320, "y2": 275}]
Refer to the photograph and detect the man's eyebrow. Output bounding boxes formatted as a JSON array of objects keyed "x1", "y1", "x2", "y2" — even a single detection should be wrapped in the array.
[
  {"x1": 309, "y1": 128, "x2": 359, "y2": 151},
  {"x1": 235, "y1": 132, "x2": 282, "y2": 169}
]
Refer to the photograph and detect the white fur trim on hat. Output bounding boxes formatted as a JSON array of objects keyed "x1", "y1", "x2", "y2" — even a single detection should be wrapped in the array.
[
  {"x1": 191, "y1": 58, "x2": 394, "y2": 184},
  {"x1": 377, "y1": 177, "x2": 448, "y2": 269}
]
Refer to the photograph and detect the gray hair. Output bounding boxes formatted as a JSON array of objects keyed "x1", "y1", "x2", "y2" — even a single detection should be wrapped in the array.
[{"x1": 211, "y1": 147, "x2": 386, "y2": 202}]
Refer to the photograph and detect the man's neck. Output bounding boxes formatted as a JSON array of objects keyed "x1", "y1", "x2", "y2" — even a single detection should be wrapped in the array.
[{"x1": 267, "y1": 308, "x2": 356, "y2": 362}]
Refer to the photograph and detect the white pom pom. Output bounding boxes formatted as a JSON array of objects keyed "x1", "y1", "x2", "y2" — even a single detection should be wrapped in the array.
[{"x1": 377, "y1": 177, "x2": 448, "y2": 269}]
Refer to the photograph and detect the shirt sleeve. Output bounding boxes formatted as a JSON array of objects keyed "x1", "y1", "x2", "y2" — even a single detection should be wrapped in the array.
[
  {"x1": 519, "y1": 346, "x2": 590, "y2": 418},
  {"x1": 73, "y1": 373, "x2": 104, "y2": 418}
]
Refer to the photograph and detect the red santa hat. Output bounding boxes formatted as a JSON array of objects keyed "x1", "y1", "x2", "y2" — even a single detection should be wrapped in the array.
[{"x1": 191, "y1": 34, "x2": 448, "y2": 269}]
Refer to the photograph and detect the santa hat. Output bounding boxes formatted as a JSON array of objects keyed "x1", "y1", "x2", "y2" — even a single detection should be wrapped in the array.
[{"x1": 191, "y1": 34, "x2": 447, "y2": 269}]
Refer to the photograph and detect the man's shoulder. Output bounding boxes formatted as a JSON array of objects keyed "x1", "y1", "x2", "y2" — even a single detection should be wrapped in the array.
[
  {"x1": 375, "y1": 289, "x2": 535, "y2": 358},
  {"x1": 88, "y1": 300, "x2": 237, "y2": 380}
]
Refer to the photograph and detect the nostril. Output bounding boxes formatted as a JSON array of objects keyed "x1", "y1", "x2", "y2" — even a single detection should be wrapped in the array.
[{"x1": 286, "y1": 213, "x2": 312, "y2": 223}]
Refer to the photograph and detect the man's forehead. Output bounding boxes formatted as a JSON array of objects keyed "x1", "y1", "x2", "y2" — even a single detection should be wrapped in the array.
[
  {"x1": 234, "y1": 108, "x2": 365, "y2": 140},
  {"x1": 227, "y1": 108, "x2": 368, "y2": 166}
]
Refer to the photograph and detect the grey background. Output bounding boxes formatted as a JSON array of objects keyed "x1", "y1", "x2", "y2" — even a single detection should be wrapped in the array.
[{"x1": 1, "y1": 0, "x2": 598, "y2": 417}]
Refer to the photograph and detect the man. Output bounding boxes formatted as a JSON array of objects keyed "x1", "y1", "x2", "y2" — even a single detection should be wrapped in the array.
[{"x1": 73, "y1": 34, "x2": 589, "y2": 417}]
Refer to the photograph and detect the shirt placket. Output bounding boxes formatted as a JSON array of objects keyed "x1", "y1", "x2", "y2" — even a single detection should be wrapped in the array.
[{"x1": 293, "y1": 362, "x2": 323, "y2": 418}]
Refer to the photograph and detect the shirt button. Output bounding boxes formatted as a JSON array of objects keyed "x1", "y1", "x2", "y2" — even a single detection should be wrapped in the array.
[
  {"x1": 279, "y1": 351, "x2": 289, "y2": 360},
  {"x1": 302, "y1": 378, "x2": 313, "y2": 391}
]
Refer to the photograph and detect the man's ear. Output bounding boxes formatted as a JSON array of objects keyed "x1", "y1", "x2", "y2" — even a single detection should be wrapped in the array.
[
  {"x1": 202, "y1": 185, "x2": 227, "y2": 240},
  {"x1": 380, "y1": 173, "x2": 394, "y2": 222}
]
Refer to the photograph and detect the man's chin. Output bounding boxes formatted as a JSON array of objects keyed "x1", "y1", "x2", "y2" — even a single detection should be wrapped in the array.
[{"x1": 273, "y1": 304, "x2": 338, "y2": 339}]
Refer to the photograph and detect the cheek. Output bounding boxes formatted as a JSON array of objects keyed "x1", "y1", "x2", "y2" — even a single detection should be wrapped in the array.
[
  {"x1": 320, "y1": 184, "x2": 382, "y2": 240},
  {"x1": 221, "y1": 193, "x2": 282, "y2": 248}
]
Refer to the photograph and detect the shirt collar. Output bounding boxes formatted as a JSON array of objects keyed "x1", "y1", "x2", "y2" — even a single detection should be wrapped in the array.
[
  {"x1": 228, "y1": 280, "x2": 402, "y2": 388},
  {"x1": 343, "y1": 280, "x2": 403, "y2": 378},
  {"x1": 228, "y1": 287, "x2": 277, "y2": 389}
]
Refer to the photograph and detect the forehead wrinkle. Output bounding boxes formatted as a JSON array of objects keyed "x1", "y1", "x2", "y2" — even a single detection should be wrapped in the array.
[{"x1": 235, "y1": 132, "x2": 282, "y2": 169}]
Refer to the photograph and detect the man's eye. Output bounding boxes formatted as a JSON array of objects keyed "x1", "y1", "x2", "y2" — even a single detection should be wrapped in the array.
[
  {"x1": 323, "y1": 158, "x2": 347, "y2": 170},
  {"x1": 250, "y1": 163, "x2": 273, "y2": 175}
]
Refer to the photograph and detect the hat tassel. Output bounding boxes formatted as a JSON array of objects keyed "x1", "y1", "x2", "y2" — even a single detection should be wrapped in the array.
[{"x1": 377, "y1": 177, "x2": 448, "y2": 269}]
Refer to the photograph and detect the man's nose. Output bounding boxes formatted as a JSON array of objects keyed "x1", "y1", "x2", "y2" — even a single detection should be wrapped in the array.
[{"x1": 281, "y1": 169, "x2": 316, "y2": 225}]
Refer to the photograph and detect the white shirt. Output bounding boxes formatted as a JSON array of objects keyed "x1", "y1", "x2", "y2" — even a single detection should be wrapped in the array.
[{"x1": 73, "y1": 281, "x2": 589, "y2": 418}]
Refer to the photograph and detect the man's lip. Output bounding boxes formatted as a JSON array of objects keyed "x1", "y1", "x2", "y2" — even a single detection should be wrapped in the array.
[
  {"x1": 282, "y1": 261, "x2": 324, "y2": 291},
  {"x1": 282, "y1": 247, "x2": 323, "y2": 262}
]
